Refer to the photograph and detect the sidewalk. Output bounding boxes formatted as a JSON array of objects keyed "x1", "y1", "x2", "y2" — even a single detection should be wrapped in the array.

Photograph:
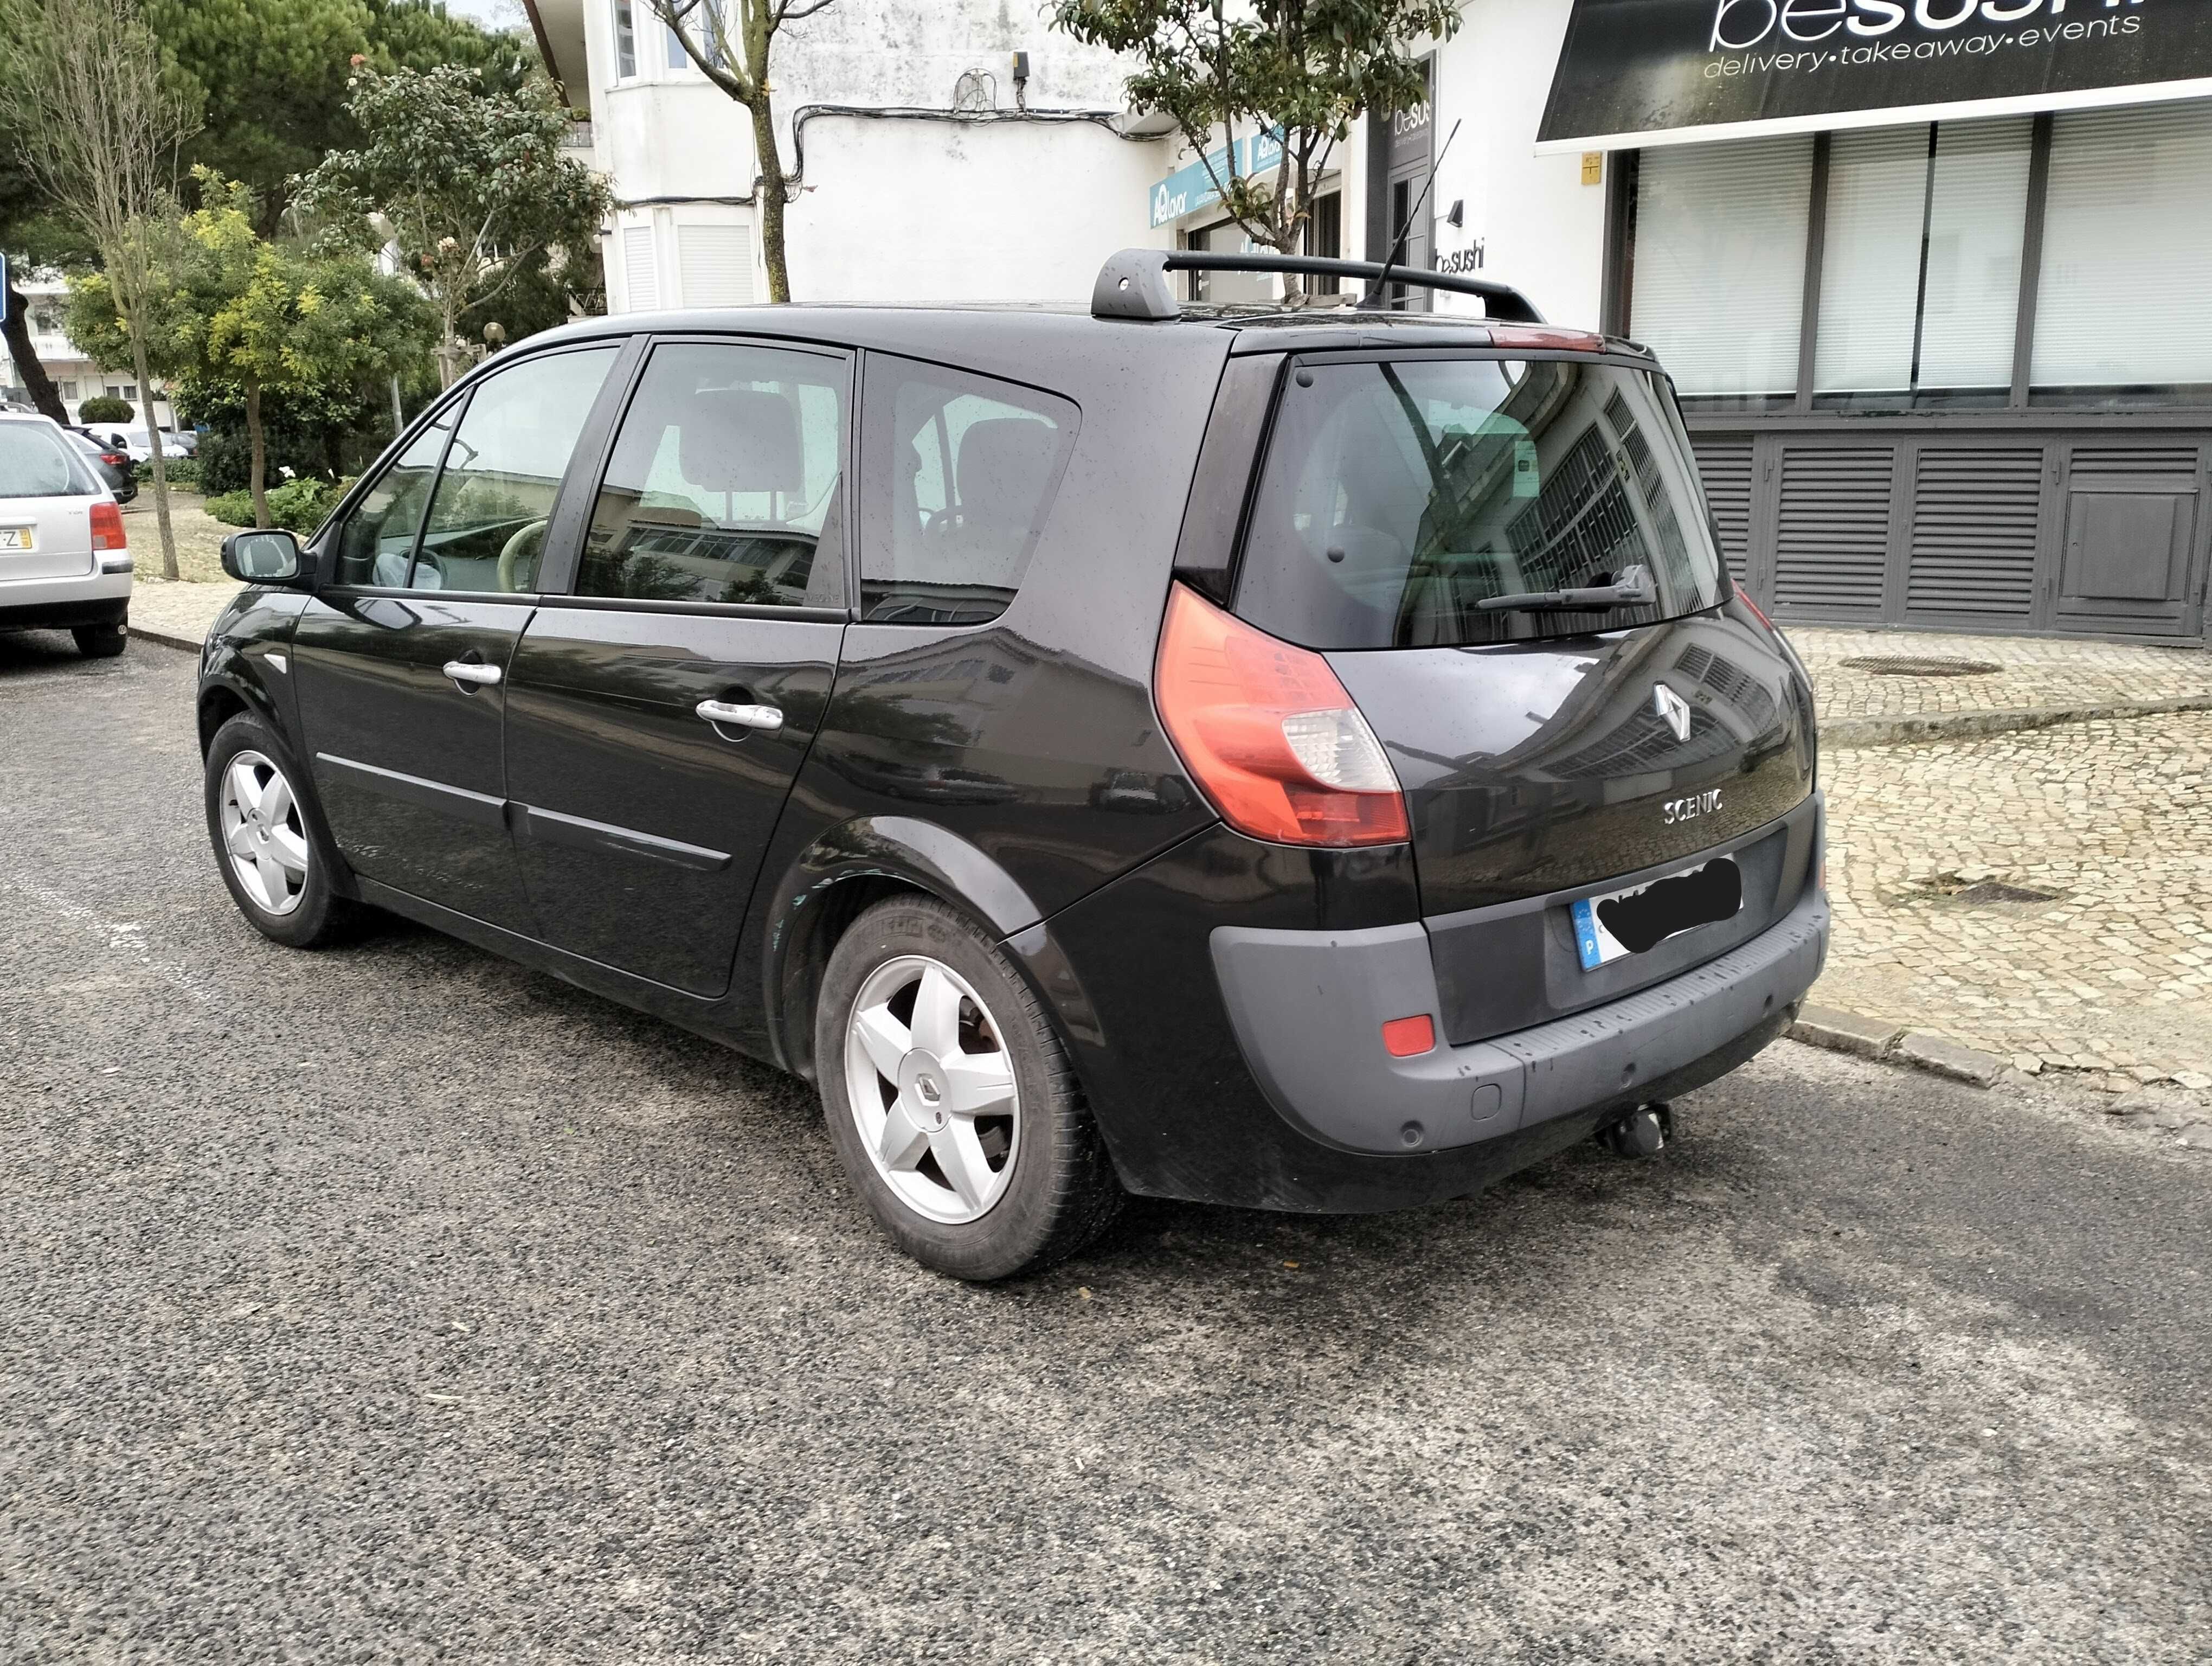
[
  {"x1": 119, "y1": 493, "x2": 242, "y2": 651},
  {"x1": 1793, "y1": 627, "x2": 2211, "y2": 1093}
]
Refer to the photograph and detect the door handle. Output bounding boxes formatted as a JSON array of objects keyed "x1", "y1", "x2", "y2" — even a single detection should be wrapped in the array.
[
  {"x1": 695, "y1": 699, "x2": 784, "y2": 734},
  {"x1": 443, "y1": 659, "x2": 503, "y2": 688}
]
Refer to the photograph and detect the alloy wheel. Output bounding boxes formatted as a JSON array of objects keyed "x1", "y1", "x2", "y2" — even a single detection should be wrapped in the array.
[
  {"x1": 218, "y1": 749, "x2": 310, "y2": 917},
  {"x1": 844, "y1": 954, "x2": 1020, "y2": 1225}
]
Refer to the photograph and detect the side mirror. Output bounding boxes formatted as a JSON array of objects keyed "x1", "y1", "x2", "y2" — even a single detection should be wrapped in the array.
[{"x1": 221, "y1": 528, "x2": 304, "y2": 585}]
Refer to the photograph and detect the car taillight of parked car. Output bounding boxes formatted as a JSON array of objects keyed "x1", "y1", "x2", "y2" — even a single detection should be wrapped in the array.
[
  {"x1": 100, "y1": 452, "x2": 127, "y2": 468},
  {"x1": 91, "y1": 501, "x2": 126, "y2": 551},
  {"x1": 1153, "y1": 581, "x2": 1408, "y2": 848}
]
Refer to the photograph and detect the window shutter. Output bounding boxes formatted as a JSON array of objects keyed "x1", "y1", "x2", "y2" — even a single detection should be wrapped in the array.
[
  {"x1": 1773, "y1": 446, "x2": 1892, "y2": 615},
  {"x1": 1814, "y1": 126, "x2": 1926, "y2": 397},
  {"x1": 677, "y1": 223, "x2": 754, "y2": 307},
  {"x1": 1692, "y1": 437, "x2": 1754, "y2": 587},
  {"x1": 622, "y1": 225, "x2": 658, "y2": 312},
  {"x1": 1632, "y1": 137, "x2": 1812, "y2": 398},
  {"x1": 1905, "y1": 447, "x2": 2041, "y2": 619}
]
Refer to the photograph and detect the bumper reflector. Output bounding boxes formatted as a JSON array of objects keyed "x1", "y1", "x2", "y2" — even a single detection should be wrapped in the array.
[{"x1": 1381, "y1": 1014, "x2": 1435, "y2": 1058}]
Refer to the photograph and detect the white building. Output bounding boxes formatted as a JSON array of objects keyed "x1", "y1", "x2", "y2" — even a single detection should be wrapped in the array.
[
  {"x1": 2, "y1": 275, "x2": 176, "y2": 426},
  {"x1": 526, "y1": 0, "x2": 1178, "y2": 309}
]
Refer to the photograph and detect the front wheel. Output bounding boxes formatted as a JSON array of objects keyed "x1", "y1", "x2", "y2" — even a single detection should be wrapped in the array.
[
  {"x1": 203, "y1": 713, "x2": 358, "y2": 948},
  {"x1": 815, "y1": 897, "x2": 1122, "y2": 1281}
]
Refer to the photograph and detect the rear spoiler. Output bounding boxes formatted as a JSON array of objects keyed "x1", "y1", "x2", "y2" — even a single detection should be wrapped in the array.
[{"x1": 1092, "y1": 249, "x2": 1544, "y2": 324}]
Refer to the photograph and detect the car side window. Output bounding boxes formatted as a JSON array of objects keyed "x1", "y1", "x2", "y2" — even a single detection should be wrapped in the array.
[
  {"x1": 406, "y1": 347, "x2": 620, "y2": 593},
  {"x1": 333, "y1": 412, "x2": 453, "y2": 587},
  {"x1": 858, "y1": 357, "x2": 1076, "y2": 625},
  {"x1": 576, "y1": 341, "x2": 847, "y2": 610}
]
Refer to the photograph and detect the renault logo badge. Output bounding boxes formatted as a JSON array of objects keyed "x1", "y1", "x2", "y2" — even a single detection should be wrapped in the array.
[{"x1": 1652, "y1": 682, "x2": 1693, "y2": 743}]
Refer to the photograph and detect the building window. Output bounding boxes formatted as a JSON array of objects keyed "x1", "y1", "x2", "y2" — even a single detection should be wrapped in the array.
[
  {"x1": 59, "y1": 380, "x2": 78, "y2": 400},
  {"x1": 614, "y1": 0, "x2": 636, "y2": 78},
  {"x1": 677, "y1": 221, "x2": 752, "y2": 305},
  {"x1": 1309, "y1": 191, "x2": 1341, "y2": 293},
  {"x1": 1623, "y1": 98, "x2": 2212, "y2": 410},
  {"x1": 1632, "y1": 136, "x2": 1812, "y2": 404},
  {"x1": 621, "y1": 222, "x2": 659, "y2": 311},
  {"x1": 1815, "y1": 118, "x2": 2030, "y2": 408},
  {"x1": 2031, "y1": 100, "x2": 2212, "y2": 402}
]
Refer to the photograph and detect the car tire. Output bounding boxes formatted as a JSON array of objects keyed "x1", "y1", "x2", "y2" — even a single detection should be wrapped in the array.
[
  {"x1": 815, "y1": 896, "x2": 1123, "y2": 1281},
  {"x1": 203, "y1": 712, "x2": 359, "y2": 949},
  {"x1": 73, "y1": 621, "x2": 127, "y2": 658}
]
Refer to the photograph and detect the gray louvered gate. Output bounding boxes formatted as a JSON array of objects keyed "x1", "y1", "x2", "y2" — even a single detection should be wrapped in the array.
[{"x1": 1690, "y1": 427, "x2": 2210, "y2": 640}]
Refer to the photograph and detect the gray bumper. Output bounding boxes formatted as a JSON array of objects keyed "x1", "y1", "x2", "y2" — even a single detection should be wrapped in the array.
[{"x1": 1210, "y1": 881, "x2": 1830, "y2": 1156}]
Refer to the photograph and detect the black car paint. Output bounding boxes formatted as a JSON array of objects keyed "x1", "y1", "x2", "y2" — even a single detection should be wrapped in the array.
[{"x1": 195, "y1": 303, "x2": 1816, "y2": 1213}]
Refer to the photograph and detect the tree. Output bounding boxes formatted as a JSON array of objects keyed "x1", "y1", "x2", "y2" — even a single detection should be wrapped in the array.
[
  {"x1": 1049, "y1": 0, "x2": 1459, "y2": 299},
  {"x1": 80, "y1": 395, "x2": 137, "y2": 424},
  {"x1": 72, "y1": 171, "x2": 434, "y2": 526},
  {"x1": 145, "y1": 0, "x2": 539, "y2": 234},
  {"x1": 648, "y1": 0, "x2": 833, "y2": 304},
  {"x1": 0, "y1": 139, "x2": 95, "y2": 424},
  {"x1": 295, "y1": 63, "x2": 610, "y2": 386},
  {"x1": 0, "y1": 0, "x2": 201, "y2": 579}
]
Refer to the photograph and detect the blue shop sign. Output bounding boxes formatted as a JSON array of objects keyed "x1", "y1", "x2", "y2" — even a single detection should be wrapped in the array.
[{"x1": 1148, "y1": 129, "x2": 1285, "y2": 228}]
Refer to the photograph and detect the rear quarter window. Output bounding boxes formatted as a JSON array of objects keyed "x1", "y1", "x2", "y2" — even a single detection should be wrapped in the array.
[
  {"x1": 1233, "y1": 356, "x2": 1725, "y2": 649},
  {"x1": 857, "y1": 356, "x2": 1077, "y2": 625},
  {"x1": 0, "y1": 425, "x2": 94, "y2": 498}
]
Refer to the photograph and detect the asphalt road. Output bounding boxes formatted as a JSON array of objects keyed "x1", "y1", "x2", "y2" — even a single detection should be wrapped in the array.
[{"x1": 3, "y1": 629, "x2": 2209, "y2": 1663}]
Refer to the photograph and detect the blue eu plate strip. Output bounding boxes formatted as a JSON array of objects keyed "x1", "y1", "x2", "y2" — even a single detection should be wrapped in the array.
[{"x1": 1571, "y1": 897, "x2": 1604, "y2": 971}]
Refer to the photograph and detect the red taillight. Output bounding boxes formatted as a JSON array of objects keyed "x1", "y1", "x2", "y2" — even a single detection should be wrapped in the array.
[
  {"x1": 1153, "y1": 583, "x2": 1409, "y2": 848},
  {"x1": 1737, "y1": 589, "x2": 1778, "y2": 633},
  {"x1": 1381, "y1": 1014, "x2": 1436, "y2": 1057},
  {"x1": 100, "y1": 451, "x2": 127, "y2": 466},
  {"x1": 91, "y1": 501, "x2": 126, "y2": 552}
]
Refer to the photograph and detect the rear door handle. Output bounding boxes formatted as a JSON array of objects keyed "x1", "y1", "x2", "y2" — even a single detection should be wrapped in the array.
[
  {"x1": 695, "y1": 699, "x2": 784, "y2": 734},
  {"x1": 443, "y1": 660, "x2": 503, "y2": 688}
]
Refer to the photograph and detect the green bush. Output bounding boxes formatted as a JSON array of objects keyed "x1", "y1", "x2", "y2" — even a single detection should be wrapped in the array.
[
  {"x1": 206, "y1": 476, "x2": 353, "y2": 534},
  {"x1": 205, "y1": 489, "x2": 255, "y2": 526},
  {"x1": 140, "y1": 456, "x2": 202, "y2": 489},
  {"x1": 78, "y1": 395, "x2": 133, "y2": 424},
  {"x1": 195, "y1": 431, "x2": 250, "y2": 495}
]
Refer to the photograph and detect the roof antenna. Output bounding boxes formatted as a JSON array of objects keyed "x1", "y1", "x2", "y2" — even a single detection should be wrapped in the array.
[{"x1": 1361, "y1": 117, "x2": 1460, "y2": 312}]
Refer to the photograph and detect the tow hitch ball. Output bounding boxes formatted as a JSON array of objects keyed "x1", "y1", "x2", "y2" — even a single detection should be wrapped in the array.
[{"x1": 1600, "y1": 1102, "x2": 1674, "y2": 1158}]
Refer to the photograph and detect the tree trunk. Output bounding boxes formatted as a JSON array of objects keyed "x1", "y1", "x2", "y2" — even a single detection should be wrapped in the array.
[
  {"x1": 750, "y1": 94, "x2": 790, "y2": 304},
  {"x1": 438, "y1": 298, "x2": 461, "y2": 388},
  {"x1": 128, "y1": 326, "x2": 178, "y2": 582},
  {"x1": 246, "y1": 378, "x2": 268, "y2": 529},
  {"x1": 1, "y1": 275, "x2": 68, "y2": 424}
]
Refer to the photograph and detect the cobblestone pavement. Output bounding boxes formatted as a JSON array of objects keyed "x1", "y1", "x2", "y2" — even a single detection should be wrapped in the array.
[
  {"x1": 1792, "y1": 627, "x2": 2211, "y2": 725},
  {"x1": 1818, "y1": 709, "x2": 2212, "y2": 1091}
]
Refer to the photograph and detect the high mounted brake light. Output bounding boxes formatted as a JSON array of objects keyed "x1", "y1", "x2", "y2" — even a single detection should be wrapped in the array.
[{"x1": 1153, "y1": 582, "x2": 1409, "y2": 848}]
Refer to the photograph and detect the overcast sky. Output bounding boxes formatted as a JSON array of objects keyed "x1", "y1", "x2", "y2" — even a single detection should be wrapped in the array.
[{"x1": 439, "y1": 0, "x2": 527, "y2": 31}]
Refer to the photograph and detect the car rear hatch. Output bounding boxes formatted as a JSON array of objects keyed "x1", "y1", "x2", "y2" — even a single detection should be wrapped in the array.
[
  {"x1": 1228, "y1": 345, "x2": 1817, "y2": 1044},
  {"x1": 0, "y1": 423, "x2": 100, "y2": 582}
]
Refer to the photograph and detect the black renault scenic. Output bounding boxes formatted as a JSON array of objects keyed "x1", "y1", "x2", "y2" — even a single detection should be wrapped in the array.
[{"x1": 201, "y1": 251, "x2": 1828, "y2": 1280}]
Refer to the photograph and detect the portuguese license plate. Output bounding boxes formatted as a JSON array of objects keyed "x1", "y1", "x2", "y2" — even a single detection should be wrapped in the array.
[
  {"x1": 0, "y1": 526, "x2": 34, "y2": 551},
  {"x1": 1571, "y1": 856, "x2": 1744, "y2": 971}
]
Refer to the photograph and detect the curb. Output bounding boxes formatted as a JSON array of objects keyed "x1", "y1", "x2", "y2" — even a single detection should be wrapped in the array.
[
  {"x1": 1788, "y1": 1003, "x2": 2011, "y2": 1087},
  {"x1": 127, "y1": 623, "x2": 208, "y2": 656},
  {"x1": 1823, "y1": 693, "x2": 2212, "y2": 749}
]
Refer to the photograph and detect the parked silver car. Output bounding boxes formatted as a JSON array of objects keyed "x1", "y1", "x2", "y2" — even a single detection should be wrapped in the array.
[{"x1": 0, "y1": 412, "x2": 131, "y2": 657}]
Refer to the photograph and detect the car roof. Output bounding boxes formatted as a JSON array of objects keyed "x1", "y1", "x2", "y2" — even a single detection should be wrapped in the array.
[{"x1": 510, "y1": 301, "x2": 1631, "y2": 377}]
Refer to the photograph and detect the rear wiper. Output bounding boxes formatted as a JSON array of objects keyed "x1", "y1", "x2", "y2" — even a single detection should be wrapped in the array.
[{"x1": 1477, "y1": 564, "x2": 1656, "y2": 614}]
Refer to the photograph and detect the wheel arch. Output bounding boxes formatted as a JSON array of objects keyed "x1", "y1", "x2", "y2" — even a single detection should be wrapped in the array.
[
  {"x1": 195, "y1": 665, "x2": 284, "y2": 757},
  {"x1": 761, "y1": 815, "x2": 1047, "y2": 1082}
]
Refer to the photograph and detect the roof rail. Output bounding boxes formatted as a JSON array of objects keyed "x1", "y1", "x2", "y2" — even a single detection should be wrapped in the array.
[{"x1": 1091, "y1": 248, "x2": 1544, "y2": 324}]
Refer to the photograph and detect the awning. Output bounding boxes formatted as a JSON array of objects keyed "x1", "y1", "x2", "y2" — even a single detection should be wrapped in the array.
[{"x1": 1536, "y1": 0, "x2": 2212, "y2": 153}]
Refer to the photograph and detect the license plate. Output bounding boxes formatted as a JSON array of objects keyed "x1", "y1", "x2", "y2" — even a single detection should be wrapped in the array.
[
  {"x1": 1571, "y1": 856, "x2": 1743, "y2": 971},
  {"x1": 0, "y1": 526, "x2": 33, "y2": 551}
]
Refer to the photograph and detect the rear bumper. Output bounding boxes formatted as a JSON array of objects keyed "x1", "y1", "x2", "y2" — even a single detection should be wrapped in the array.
[
  {"x1": 0, "y1": 566, "x2": 131, "y2": 631},
  {"x1": 1212, "y1": 879, "x2": 1828, "y2": 1157}
]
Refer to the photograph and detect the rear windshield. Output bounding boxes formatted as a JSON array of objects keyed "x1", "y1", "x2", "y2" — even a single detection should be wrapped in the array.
[
  {"x1": 1233, "y1": 356, "x2": 1726, "y2": 649},
  {"x1": 0, "y1": 424, "x2": 97, "y2": 499}
]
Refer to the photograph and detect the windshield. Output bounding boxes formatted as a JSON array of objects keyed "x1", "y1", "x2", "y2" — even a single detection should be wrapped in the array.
[{"x1": 1233, "y1": 356, "x2": 1727, "y2": 649}]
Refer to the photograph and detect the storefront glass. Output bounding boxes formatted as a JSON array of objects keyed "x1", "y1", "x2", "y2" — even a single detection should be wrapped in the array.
[
  {"x1": 2032, "y1": 101, "x2": 2212, "y2": 403},
  {"x1": 1631, "y1": 136, "x2": 1810, "y2": 404}
]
